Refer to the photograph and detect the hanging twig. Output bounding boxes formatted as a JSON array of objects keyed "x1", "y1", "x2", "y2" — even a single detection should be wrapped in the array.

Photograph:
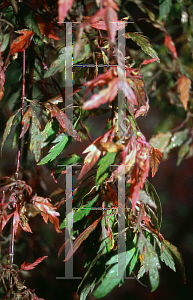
[{"x1": 8, "y1": 50, "x2": 26, "y2": 291}]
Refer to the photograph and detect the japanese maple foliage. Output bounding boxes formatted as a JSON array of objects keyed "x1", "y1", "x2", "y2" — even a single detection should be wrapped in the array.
[{"x1": 0, "y1": 0, "x2": 191, "y2": 299}]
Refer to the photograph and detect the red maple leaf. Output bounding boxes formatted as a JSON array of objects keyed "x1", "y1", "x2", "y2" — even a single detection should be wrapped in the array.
[
  {"x1": 10, "y1": 30, "x2": 35, "y2": 55},
  {"x1": 58, "y1": 0, "x2": 74, "y2": 23},
  {"x1": 20, "y1": 256, "x2": 47, "y2": 271},
  {"x1": 164, "y1": 33, "x2": 177, "y2": 58},
  {"x1": 32, "y1": 196, "x2": 61, "y2": 233}
]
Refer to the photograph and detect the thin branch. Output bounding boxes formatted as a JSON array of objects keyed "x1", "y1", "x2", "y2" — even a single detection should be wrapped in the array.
[
  {"x1": 170, "y1": 112, "x2": 190, "y2": 133},
  {"x1": 8, "y1": 50, "x2": 26, "y2": 291}
]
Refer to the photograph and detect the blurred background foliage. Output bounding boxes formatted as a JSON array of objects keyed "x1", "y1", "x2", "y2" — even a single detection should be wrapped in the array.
[{"x1": 0, "y1": 0, "x2": 193, "y2": 299}]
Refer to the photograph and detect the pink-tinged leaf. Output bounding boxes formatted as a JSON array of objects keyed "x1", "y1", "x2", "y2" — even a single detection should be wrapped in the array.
[
  {"x1": 83, "y1": 78, "x2": 118, "y2": 110},
  {"x1": 78, "y1": 144, "x2": 101, "y2": 179},
  {"x1": 58, "y1": 239, "x2": 69, "y2": 258},
  {"x1": 106, "y1": 0, "x2": 119, "y2": 11},
  {"x1": 91, "y1": 21, "x2": 108, "y2": 30},
  {"x1": 20, "y1": 221, "x2": 32, "y2": 233},
  {"x1": 0, "y1": 54, "x2": 5, "y2": 101},
  {"x1": 92, "y1": 19, "x2": 125, "y2": 31},
  {"x1": 45, "y1": 103, "x2": 81, "y2": 142},
  {"x1": 164, "y1": 33, "x2": 177, "y2": 58},
  {"x1": 83, "y1": 68, "x2": 113, "y2": 98},
  {"x1": 129, "y1": 136, "x2": 150, "y2": 211},
  {"x1": 150, "y1": 147, "x2": 162, "y2": 177},
  {"x1": 77, "y1": 129, "x2": 113, "y2": 180},
  {"x1": 119, "y1": 79, "x2": 138, "y2": 106},
  {"x1": 135, "y1": 103, "x2": 149, "y2": 118},
  {"x1": 10, "y1": 30, "x2": 35, "y2": 55},
  {"x1": 140, "y1": 57, "x2": 159, "y2": 67},
  {"x1": 20, "y1": 256, "x2": 47, "y2": 271},
  {"x1": 19, "y1": 107, "x2": 32, "y2": 138},
  {"x1": 13, "y1": 207, "x2": 20, "y2": 234},
  {"x1": 178, "y1": 75, "x2": 191, "y2": 110},
  {"x1": 104, "y1": 7, "x2": 118, "y2": 44},
  {"x1": 64, "y1": 217, "x2": 102, "y2": 261},
  {"x1": 58, "y1": 0, "x2": 73, "y2": 23},
  {"x1": 32, "y1": 196, "x2": 61, "y2": 233},
  {"x1": 82, "y1": 8, "x2": 107, "y2": 25}
]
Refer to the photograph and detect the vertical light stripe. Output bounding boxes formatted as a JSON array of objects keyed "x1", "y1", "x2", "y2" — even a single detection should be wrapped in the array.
[{"x1": 65, "y1": 22, "x2": 73, "y2": 135}]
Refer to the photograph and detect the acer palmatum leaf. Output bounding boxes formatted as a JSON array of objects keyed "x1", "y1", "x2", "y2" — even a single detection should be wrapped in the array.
[
  {"x1": 32, "y1": 196, "x2": 61, "y2": 233},
  {"x1": 20, "y1": 256, "x2": 48, "y2": 271},
  {"x1": 10, "y1": 30, "x2": 35, "y2": 55},
  {"x1": 150, "y1": 147, "x2": 163, "y2": 177}
]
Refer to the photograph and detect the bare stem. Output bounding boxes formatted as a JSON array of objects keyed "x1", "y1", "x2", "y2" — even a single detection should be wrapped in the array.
[{"x1": 8, "y1": 50, "x2": 26, "y2": 290}]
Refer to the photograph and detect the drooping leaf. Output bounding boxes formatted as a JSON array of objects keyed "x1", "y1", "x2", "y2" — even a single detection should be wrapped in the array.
[
  {"x1": 150, "y1": 147, "x2": 163, "y2": 177},
  {"x1": 156, "y1": 238, "x2": 176, "y2": 272},
  {"x1": 78, "y1": 129, "x2": 113, "y2": 180},
  {"x1": 137, "y1": 233, "x2": 161, "y2": 292},
  {"x1": 1, "y1": 111, "x2": 18, "y2": 153},
  {"x1": 60, "y1": 194, "x2": 100, "y2": 229},
  {"x1": 13, "y1": 207, "x2": 20, "y2": 234},
  {"x1": 166, "y1": 129, "x2": 189, "y2": 152},
  {"x1": 21, "y1": 7, "x2": 42, "y2": 38},
  {"x1": 164, "y1": 33, "x2": 177, "y2": 58},
  {"x1": 45, "y1": 103, "x2": 81, "y2": 141},
  {"x1": 32, "y1": 196, "x2": 61, "y2": 233},
  {"x1": 64, "y1": 216, "x2": 102, "y2": 261},
  {"x1": 140, "y1": 57, "x2": 160, "y2": 67},
  {"x1": 73, "y1": 43, "x2": 92, "y2": 64},
  {"x1": 125, "y1": 33, "x2": 160, "y2": 62},
  {"x1": 38, "y1": 133, "x2": 68, "y2": 165},
  {"x1": 139, "y1": 190, "x2": 157, "y2": 209},
  {"x1": 41, "y1": 119, "x2": 59, "y2": 148},
  {"x1": 44, "y1": 45, "x2": 72, "y2": 77},
  {"x1": 19, "y1": 107, "x2": 32, "y2": 138},
  {"x1": 159, "y1": 0, "x2": 172, "y2": 21},
  {"x1": 95, "y1": 152, "x2": 117, "y2": 185},
  {"x1": 91, "y1": 20, "x2": 125, "y2": 31},
  {"x1": 93, "y1": 248, "x2": 135, "y2": 298},
  {"x1": 58, "y1": 0, "x2": 74, "y2": 23},
  {"x1": 162, "y1": 239, "x2": 186, "y2": 283},
  {"x1": 149, "y1": 132, "x2": 172, "y2": 153},
  {"x1": 29, "y1": 108, "x2": 42, "y2": 162},
  {"x1": 177, "y1": 139, "x2": 191, "y2": 166},
  {"x1": 178, "y1": 75, "x2": 191, "y2": 110},
  {"x1": 0, "y1": 53, "x2": 5, "y2": 101},
  {"x1": 83, "y1": 78, "x2": 118, "y2": 110},
  {"x1": 20, "y1": 256, "x2": 47, "y2": 271},
  {"x1": 145, "y1": 180, "x2": 162, "y2": 229},
  {"x1": 10, "y1": 30, "x2": 35, "y2": 55},
  {"x1": 104, "y1": 7, "x2": 118, "y2": 44},
  {"x1": 1, "y1": 33, "x2": 10, "y2": 53}
]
